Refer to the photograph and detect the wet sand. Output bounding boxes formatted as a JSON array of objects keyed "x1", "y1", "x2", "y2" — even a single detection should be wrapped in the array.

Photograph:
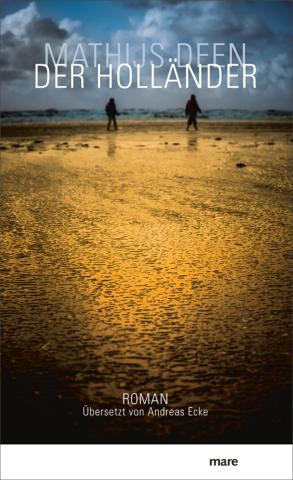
[{"x1": 1, "y1": 120, "x2": 292, "y2": 443}]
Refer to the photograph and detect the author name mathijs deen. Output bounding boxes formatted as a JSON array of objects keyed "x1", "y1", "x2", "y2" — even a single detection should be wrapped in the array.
[{"x1": 82, "y1": 392, "x2": 209, "y2": 417}]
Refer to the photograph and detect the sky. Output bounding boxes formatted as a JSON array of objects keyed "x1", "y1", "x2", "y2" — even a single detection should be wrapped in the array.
[{"x1": 1, "y1": 0, "x2": 292, "y2": 111}]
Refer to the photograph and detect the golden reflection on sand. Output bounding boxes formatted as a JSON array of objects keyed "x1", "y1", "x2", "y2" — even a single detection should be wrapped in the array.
[{"x1": 1, "y1": 121, "x2": 292, "y2": 441}]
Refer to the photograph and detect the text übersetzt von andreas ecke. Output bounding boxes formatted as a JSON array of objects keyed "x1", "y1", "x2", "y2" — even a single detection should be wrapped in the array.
[
  {"x1": 82, "y1": 392, "x2": 209, "y2": 418},
  {"x1": 34, "y1": 42, "x2": 256, "y2": 89}
]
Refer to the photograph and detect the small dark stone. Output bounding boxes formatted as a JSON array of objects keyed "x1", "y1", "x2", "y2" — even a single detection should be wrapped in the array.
[
  {"x1": 11, "y1": 143, "x2": 21, "y2": 148},
  {"x1": 215, "y1": 137, "x2": 222, "y2": 141},
  {"x1": 94, "y1": 146, "x2": 100, "y2": 148},
  {"x1": 173, "y1": 142, "x2": 180, "y2": 145},
  {"x1": 236, "y1": 162, "x2": 246, "y2": 168},
  {"x1": 165, "y1": 142, "x2": 168, "y2": 145},
  {"x1": 267, "y1": 141, "x2": 275, "y2": 145},
  {"x1": 34, "y1": 140, "x2": 43, "y2": 144},
  {"x1": 16, "y1": 252, "x2": 30, "y2": 259}
]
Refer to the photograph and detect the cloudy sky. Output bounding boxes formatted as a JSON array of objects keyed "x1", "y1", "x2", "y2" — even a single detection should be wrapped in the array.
[{"x1": 1, "y1": 0, "x2": 292, "y2": 111}]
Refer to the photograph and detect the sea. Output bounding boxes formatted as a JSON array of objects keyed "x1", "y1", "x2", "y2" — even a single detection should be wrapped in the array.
[{"x1": 1, "y1": 108, "x2": 292, "y2": 123}]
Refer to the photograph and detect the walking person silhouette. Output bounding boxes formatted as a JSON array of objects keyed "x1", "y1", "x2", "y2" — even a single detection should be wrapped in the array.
[
  {"x1": 185, "y1": 94, "x2": 201, "y2": 130},
  {"x1": 105, "y1": 98, "x2": 119, "y2": 131}
]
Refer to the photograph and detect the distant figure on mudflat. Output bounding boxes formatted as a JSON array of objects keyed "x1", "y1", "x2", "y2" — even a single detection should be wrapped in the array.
[
  {"x1": 105, "y1": 98, "x2": 119, "y2": 131},
  {"x1": 185, "y1": 94, "x2": 201, "y2": 130}
]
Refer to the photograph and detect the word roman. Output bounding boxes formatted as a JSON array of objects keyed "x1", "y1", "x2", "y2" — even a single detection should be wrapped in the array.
[{"x1": 122, "y1": 392, "x2": 168, "y2": 405}]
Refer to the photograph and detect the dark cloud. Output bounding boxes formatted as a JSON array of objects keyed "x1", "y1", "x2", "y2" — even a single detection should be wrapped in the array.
[
  {"x1": 1, "y1": 31, "x2": 44, "y2": 72},
  {"x1": 1, "y1": 0, "x2": 292, "y2": 110},
  {"x1": 115, "y1": 0, "x2": 276, "y2": 48},
  {"x1": 1, "y1": 31, "x2": 18, "y2": 48},
  {"x1": 0, "y1": 12, "x2": 69, "y2": 80},
  {"x1": 0, "y1": 69, "x2": 28, "y2": 81},
  {"x1": 26, "y1": 18, "x2": 68, "y2": 40}
]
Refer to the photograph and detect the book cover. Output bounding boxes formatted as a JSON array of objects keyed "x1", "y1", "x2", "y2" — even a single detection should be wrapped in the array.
[{"x1": 1, "y1": 0, "x2": 292, "y2": 447}]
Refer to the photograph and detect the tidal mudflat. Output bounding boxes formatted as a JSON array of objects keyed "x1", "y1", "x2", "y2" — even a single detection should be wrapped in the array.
[{"x1": 1, "y1": 120, "x2": 292, "y2": 443}]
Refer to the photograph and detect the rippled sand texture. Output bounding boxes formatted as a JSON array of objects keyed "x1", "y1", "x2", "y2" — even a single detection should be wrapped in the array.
[{"x1": 1, "y1": 121, "x2": 292, "y2": 443}]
